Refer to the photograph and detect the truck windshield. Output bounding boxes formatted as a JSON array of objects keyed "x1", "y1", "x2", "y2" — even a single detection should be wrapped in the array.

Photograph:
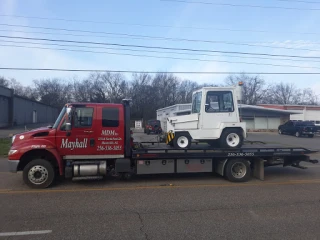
[
  {"x1": 192, "y1": 92, "x2": 202, "y2": 113},
  {"x1": 52, "y1": 107, "x2": 66, "y2": 129}
]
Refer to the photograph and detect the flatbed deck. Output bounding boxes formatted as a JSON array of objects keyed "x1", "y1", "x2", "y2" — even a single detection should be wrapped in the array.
[
  {"x1": 131, "y1": 142, "x2": 318, "y2": 181},
  {"x1": 133, "y1": 142, "x2": 318, "y2": 160}
]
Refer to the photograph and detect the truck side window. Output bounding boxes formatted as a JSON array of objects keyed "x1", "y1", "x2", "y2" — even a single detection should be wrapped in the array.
[
  {"x1": 206, "y1": 91, "x2": 234, "y2": 113},
  {"x1": 102, "y1": 108, "x2": 119, "y2": 127},
  {"x1": 73, "y1": 107, "x2": 94, "y2": 128},
  {"x1": 192, "y1": 92, "x2": 202, "y2": 114}
]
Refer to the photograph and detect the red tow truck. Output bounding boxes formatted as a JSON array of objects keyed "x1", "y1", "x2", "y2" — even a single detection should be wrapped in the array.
[{"x1": 8, "y1": 100, "x2": 319, "y2": 189}]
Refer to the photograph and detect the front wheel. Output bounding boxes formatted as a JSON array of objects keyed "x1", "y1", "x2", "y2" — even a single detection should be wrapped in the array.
[
  {"x1": 224, "y1": 159, "x2": 251, "y2": 182},
  {"x1": 295, "y1": 131, "x2": 300, "y2": 137},
  {"x1": 23, "y1": 159, "x2": 56, "y2": 189},
  {"x1": 308, "y1": 134, "x2": 314, "y2": 138},
  {"x1": 220, "y1": 129, "x2": 243, "y2": 148},
  {"x1": 173, "y1": 133, "x2": 191, "y2": 149},
  {"x1": 278, "y1": 129, "x2": 282, "y2": 135}
]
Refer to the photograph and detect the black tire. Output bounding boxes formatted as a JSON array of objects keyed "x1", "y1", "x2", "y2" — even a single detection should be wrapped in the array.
[
  {"x1": 146, "y1": 130, "x2": 150, "y2": 135},
  {"x1": 219, "y1": 129, "x2": 243, "y2": 148},
  {"x1": 224, "y1": 159, "x2": 251, "y2": 182},
  {"x1": 173, "y1": 133, "x2": 191, "y2": 149},
  {"x1": 278, "y1": 128, "x2": 282, "y2": 135},
  {"x1": 23, "y1": 159, "x2": 55, "y2": 189},
  {"x1": 295, "y1": 131, "x2": 300, "y2": 137},
  {"x1": 308, "y1": 134, "x2": 314, "y2": 138}
]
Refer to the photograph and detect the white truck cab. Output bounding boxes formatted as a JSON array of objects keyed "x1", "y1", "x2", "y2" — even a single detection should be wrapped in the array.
[{"x1": 166, "y1": 83, "x2": 246, "y2": 148}]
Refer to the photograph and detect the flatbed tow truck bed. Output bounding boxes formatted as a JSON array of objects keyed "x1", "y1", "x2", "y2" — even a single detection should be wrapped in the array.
[{"x1": 131, "y1": 142, "x2": 319, "y2": 181}]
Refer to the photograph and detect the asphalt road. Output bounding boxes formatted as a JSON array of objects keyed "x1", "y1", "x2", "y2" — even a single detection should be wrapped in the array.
[{"x1": 0, "y1": 133, "x2": 320, "y2": 239}]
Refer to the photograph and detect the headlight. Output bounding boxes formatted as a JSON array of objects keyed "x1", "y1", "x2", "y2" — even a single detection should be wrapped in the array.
[
  {"x1": 8, "y1": 150, "x2": 17, "y2": 156},
  {"x1": 12, "y1": 135, "x2": 16, "y2": 144}
]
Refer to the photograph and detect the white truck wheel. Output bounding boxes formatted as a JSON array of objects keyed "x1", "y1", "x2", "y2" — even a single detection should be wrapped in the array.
[
  {"x1": 174, "y1": 134, "x2": 191, "y2": 149},
  {"x1": 220, "y1": 129, "x2": 243, "y2": 148}
]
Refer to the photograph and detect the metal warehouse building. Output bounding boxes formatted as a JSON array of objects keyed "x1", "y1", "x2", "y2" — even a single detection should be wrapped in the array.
[
  {"x1": 258, "y1": 104, "x2": 320, "y2": 126},
  {"x1": 239, "y1": 104, "x2": 299, "y2": 131},
  {"x1": 156, "y1": 103, "x2": 298, "y2": 132},
  {"x1": 0, "y1": 85, "x2": 59, "y2": 128}
]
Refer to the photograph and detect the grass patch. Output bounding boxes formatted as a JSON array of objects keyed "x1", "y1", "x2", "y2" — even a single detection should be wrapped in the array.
[{"x1": 0, "y1": 138, "x2": 11, "y2": 157}]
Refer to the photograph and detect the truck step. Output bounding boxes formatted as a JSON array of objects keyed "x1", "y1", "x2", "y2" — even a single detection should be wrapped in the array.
[{"x1": 72, "y1": 176, "x2": 104, "y2": 181}]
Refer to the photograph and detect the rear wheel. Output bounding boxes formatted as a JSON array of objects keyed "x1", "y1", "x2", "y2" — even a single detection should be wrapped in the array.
[
  {"x1": 225, "y1": 159, "x2": 251, "y2": 182},
  {"x1": 295, "y1": 131, "x2": 301, "y2": 137},
  {"x1": 308, "y1": 134, "x2": 314, "y2": 138},
  {"x1": 220, "y1": 129, "x2": 243, "y2": 148},
  {"x1": 23, "y1": 159, "x2": 55, "y2": 189},
  {"x1": 173, "y1": 133, "x2": 191, "y2": 149}
]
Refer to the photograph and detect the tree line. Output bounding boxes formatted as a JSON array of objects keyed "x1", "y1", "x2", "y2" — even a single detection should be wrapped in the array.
[{"x1": 0, "y1": 73, "x2": 319, "y2": 121}]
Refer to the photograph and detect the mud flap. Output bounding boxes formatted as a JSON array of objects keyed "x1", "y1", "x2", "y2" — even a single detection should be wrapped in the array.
[{"x1": 253, "y1": 158, "x2": 265, "y2": 180}]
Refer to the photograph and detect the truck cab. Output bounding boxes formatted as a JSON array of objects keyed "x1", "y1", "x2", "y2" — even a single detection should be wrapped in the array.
[
  {"x1": 8, "y1": 100, "x2": 132, "y2": 188},
  {"x1": 166, "y1": 83, "x2": 246, "y2": 149}
]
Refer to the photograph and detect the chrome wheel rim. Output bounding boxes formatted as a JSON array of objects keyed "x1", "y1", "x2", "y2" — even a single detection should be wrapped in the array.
[
  {"x1": 177, "y1": 136, "x2": 189, "y2": 148},
  {"x1": 231, "y1": 162, "x2": 247, "y2": 179},
  {"x1": 28, "y1": 165, "x2": 49, "y2": 185},
  {"x1": 226, "y1": 133, "x2": 240, "y2": 147}
]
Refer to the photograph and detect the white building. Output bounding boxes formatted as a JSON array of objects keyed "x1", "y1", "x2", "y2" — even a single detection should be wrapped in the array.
[
  {"x1": 258, "y1": 104, "x2": 320, "y2": 127},
  {"x1": 290, "y1": 108, "x2": 320, "y2": 126}
]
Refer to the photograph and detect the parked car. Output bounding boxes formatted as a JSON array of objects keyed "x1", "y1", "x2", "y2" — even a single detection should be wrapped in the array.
[
  {"x1": 278, "y1": 120, "x2": 317, "y2": 138},
  {"x1": 144, "y1": 119, "x2": 162, "y2": 135}
]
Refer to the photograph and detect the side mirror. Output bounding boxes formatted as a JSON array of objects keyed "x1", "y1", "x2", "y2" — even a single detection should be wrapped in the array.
[{"x1": 65, "y1": 123, "x2": 71, "y2": 131}]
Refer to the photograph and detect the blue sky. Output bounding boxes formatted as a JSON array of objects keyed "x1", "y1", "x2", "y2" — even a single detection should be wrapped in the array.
[{"x1": 0, "y1": 0, "x2": 319, "y2": 95}]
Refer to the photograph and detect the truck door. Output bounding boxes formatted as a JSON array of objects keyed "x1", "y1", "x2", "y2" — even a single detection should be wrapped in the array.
[
  {"x1": 95, "y1": 105, "x2": 125, "y2": 158},
  {"x1": 56, "y1": 105, "x2": 96, "y2": 157},
  {"x1": 285, "y1": 121, "x2": 295, "y2": 134},
  {"x1": 201, "y1": 90, "x2": 237, "y2": 137}
]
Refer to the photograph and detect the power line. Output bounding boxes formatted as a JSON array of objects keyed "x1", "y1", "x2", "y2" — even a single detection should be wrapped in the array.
[
  {"x1": 0, "y1": 15, "x2": 318, "y2": 35},
  {"x1": 3, "y1": 39, "x2": 320, "y2": 64},
  {"x1": 160, "y1": 0, "x2": 320, "y2": 10},
  {"x1": 1, "y1": 25, "x2": 320, "y2": 52},
  {"x1": 2, "y1": 27, "x2": 319, "y2": 46},
  {"x1": 2, "y1": 43, "x2": 320, "y2": 70},
  {"x1": 1, "y1": 67, "x2": 320, "y2": 74},
  {"x1": 1, "y1": 35, "x2": 320, "y2": 60}
]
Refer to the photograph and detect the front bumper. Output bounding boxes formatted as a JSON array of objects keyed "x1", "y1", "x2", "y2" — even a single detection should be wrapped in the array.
[
  {"x1": 302, "y1": 132, "x2": 315, "y2": 135},
  {"x1": 8, "y1": 160, "x2": 19, "y2": 173}
]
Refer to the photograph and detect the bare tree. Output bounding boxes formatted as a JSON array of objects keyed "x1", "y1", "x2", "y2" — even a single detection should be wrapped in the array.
[
  {"x1": 101, "y1": 72, "x2": 128, "y2": 103},
  {"x1": 295, "y1": 88, "x2": 319, "y2": 105},
  {"x1": 73, "y1": 77, "x2": 93, "y2": 102},
  {"x1": 225, "y1": 73, "x2": 267, "y2": 105},
  {"x1": 86, "y1": 73, "x2": 106, "y2": 103},
  {"x1": 0, "y1": 76, "x2": 10, "y2": 87},
  {"x1": 267, "y1": 82, "x2": 299, "y2": 104},
  {"x1": 152, "y1": 72, "x2": 180, "y2": 108},
  {"x1": 176, "y1": 80, "x2": 199, "y2": 104},
  {"x1": 33, "y1": 78, "x2": 72, "y2": 108},
  {"x1": 129, "y1": 73, "x2": 154, "y2": 120}
]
